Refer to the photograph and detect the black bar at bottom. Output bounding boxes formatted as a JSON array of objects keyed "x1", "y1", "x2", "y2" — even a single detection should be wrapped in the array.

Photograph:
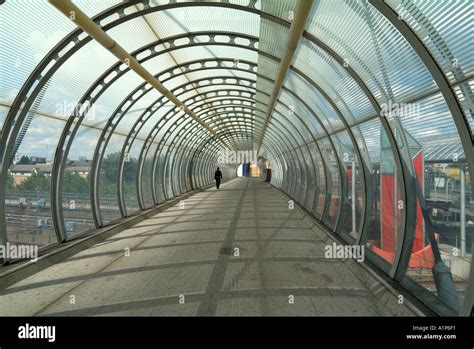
[{"x1": 0, "y1": 316, "x2": 472, "y2": 347}]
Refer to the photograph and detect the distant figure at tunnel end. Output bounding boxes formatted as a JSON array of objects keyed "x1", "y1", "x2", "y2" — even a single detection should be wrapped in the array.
[{"x1": 214, "y1": 167, "x2": 223, "y2": 189}]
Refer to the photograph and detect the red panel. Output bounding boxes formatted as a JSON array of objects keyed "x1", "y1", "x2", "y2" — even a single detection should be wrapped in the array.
[
  {"x1": 377, "y1": 152, "x2": 427, "y2": 264},
  {"x1": 412, "y1": 152, "x2": 424, "y2": 251},
  {"x1": 381, "y1": 174, "x2": 396, "y2": 253},
  {"x1": 347, "y1": 166, "x2": 353, "y2": 180}
]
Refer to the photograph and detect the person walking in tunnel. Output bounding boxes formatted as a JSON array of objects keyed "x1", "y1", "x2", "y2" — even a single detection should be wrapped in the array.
[{"x1": 214, "y1": 167, "x2": 223, "y2": 189}]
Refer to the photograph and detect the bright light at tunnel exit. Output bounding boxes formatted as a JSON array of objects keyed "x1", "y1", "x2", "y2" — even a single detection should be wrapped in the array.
[{"x1": 237, "y1": 163, "x2": 243, "y2": 177}]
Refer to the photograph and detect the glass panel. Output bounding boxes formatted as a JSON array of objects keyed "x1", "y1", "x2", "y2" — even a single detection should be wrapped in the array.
[
  {"x1": 318, "y1": 137, "x2": 340, "y2": 231},
  {"x1": 386, "y1": 0, "x2": 474, "y2": 86},
  {"x1": 0, "y1": 105, "x2": 8, "y2": 136},
  {"x1": 142, "y1": 6, "x2": 260, "y2": 39},
  {"x1": 357, "y1": 118, "x2": 403, "y2": 266},
  {"x1": 98, "y1": 135, "x2": 123, "y2": 224},
  {"x1": 308, "y1": 141, "x2": 326, "y2": 219},
  {"x1": 61, "y1": 126, "x2": 99, "y2": 238},
  {"x1": 106, "y1": 17, "x2": 158, "y2": 52},
  {"x1": 260, "y1": 0, "x2": 296, "y2": 20},
  {"x1": 305, "y1": 0, "x2": 437, "y2": 104},
  {"x1": 177, "y1": 148, "x2": 190, "y2": 193},
  {"x1": 279, "y1": 84, "x2": 331, "y2": 137},
  {"x1": 142, "y1": 142, "x2": 158, "y2": 208},
  {"x1": 332, "y1": 130, "x2": 364, "y2": 239},
  {"x1": 154, "y1": 151, "x2": 166, "y2": 203},
  {"x1": 123, "y1": 138, "x2": 142, "y2": 215},
  {"x1": 171, "y1": 147, "x2": 184, "y2": 196},
  {"x1": 294, "y1": 38, "x2": 376, "y2": 123},
  {"x1": 302, "y1": 145, "x2": 316, "y2": 212},
  {"x1": 274, "y1": 100, "x2": 313, "y2": 144},
  {"x1": 0, "y1": 0, "x2": 77, "y2": 116},
  {"x1": 403, "y1": 160, "x2": 472, "y2": 311},
  {"x1": 6, "y1": 115, "x2": 65, "y2": 247},
  {"x1": 290, "y1": 149, "x2": 302, "y2": 202},
  {"x1": 456, "y1": 78, "x2": 474, "y2": 137},
  {"x1": 380, "y1": 77, "x2": 472, "y2": 311},
  {"x1": 163, "y1": 148, "x2": 174, "y2": 198}
]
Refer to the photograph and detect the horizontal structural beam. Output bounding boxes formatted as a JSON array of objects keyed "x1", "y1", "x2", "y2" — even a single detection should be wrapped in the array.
[{"x1": 256, "y1": 0, "x2": 314, "y2": 155}]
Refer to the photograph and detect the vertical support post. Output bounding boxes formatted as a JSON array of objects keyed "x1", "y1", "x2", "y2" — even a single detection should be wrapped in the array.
[
  {"x1": 460, "y1": 164, "x2": 466, "y2": 257},
  {"x1": 446, "y1": 172, "x2": 449, "y2": 203},
  {"x1": 352, "y1": 158, "x2": 357, "y2": 236}
]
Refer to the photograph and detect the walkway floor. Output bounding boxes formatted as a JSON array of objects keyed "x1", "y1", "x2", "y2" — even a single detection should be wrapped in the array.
[{"x1": 0, "y1": 178, "x2": 408, "y2": 316}]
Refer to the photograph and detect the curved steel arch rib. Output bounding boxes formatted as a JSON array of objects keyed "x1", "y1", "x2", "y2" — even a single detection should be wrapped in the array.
[
  {"x1": 149, "y1": 100, "x2": 305, "y2": 199},
  {"x1": 79, "y1": 49, "x2": 364, "y2": 232},
  {"x1": 54, "y1": 34, "x2": 261, "y2": 231},
  {"x1": 116, "y1": 66, "x2": 357, "y2": 224}
]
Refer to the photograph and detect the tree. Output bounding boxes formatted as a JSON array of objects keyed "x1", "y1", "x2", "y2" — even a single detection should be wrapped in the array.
[
  {"x1": 18, "y1": 155, "x2": 31, "y2": 164},
  {"x1": 6, "y1": 174, "x2": 15, "y2": 190},
  {"x1": 17, "y1": 171, "x2": 50, "y2": 193},
  {"x1": 103, "y1": 152, "x2": 120, "y2": 183},
  {"x1": 102, "y1": 151, "x2": 138, "y2": 182},
  {"x1": 62, "y1": 172, "x2": 89, "y2": 194}
]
